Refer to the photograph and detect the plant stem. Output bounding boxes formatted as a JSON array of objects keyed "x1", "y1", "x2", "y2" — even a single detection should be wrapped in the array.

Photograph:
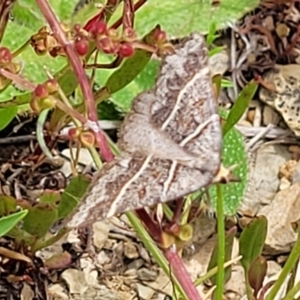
[
  {"x1": 215, "y1": 184, "x2": 225, "y2": 300},
  {"x1": 266, "y1": 234, "x2": 300, "y2": 300},
  {"x1": 126, "y1": 211, "x2": 197, "y2": 300},
  {"x1": 31, "y1": 227, "x2": 70, "y2": 253},
  {"x1": 282, "y1": 280, "x2": 300, "y2": 300},
  {"x1": 36, "y1": 0, "x2": 114, "y2": 163},
  {"x1": 165, "y1": 248, "x2": 203, "y2": 300}
]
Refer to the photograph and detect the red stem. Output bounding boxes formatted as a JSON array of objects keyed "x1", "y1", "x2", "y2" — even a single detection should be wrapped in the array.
[
  {"x1": 164, "y1": 248, "x2": 203, "y2": 300},
  {"x1": 36, "y1": 0, "x2": 114, "y2": 162},
  {"x1": 135, "y1": 209, "x2": 163, "y2": 244}
]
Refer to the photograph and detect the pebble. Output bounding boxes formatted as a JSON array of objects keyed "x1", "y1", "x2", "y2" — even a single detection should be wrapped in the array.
[
  {"x1": 263, "y1": 105, "x2": 280, "y2": 126},
  {"x1": 127, "y1": 258, "x2": 144, "y2": 270},
  {"x1": 124, "y1": 242, "x2": 139, "y2": 259},
  {"x1": 137, "y1": 268, "x2": 158, "y2": 281}
]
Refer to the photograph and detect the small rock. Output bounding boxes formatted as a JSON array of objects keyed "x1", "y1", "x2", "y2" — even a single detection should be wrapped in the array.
[
  {"x1": 224, "y1": 265, "x2": 245, "y2": 300},
  {"x1": 279, "y1": 160, "x2": 298, "y2": 181},
  {"x1": 127, "y1": 258, "x2": 144, "y2": 270},
  {"x1": 61, "y1": 269, "x2": 88, "y2": 294},
  {"x1": 259, "y1": 64, "x2": 300, "y2": 136},
  {"x1": 48, "y1": 283, "x2": 69, "y2": 299},
  {"x1": 146, "y1": 271, "x2": 173, "y2": 296},
  {"x1": 263, "y1": 105, "x2": 280, "y2": 126},
  {"x1": 279, "y1": 177, "x2": 291, "y2": 190},
  {"x1": 292, "y1": 160, "x2": 300, "y2": 184},
  {"x1": 97, "y1": 251, "x2": 111, "y2": 265},
  {"x1": 61, "y1": 148, "x2": 96, "y2": 168},
  {"x1": 136, "y1": 283, "x2": 155, "y2": 300},
  {"x1": 237, "y1": 119, "x2": 252, "y2": 127},
  {"x1": 264, "y1": 15, "x2": 275, "y2": 31},
  {"x1": 258, "y1": 181, "x2": 300, "y2": 254},
  {"x1": 137, "y1": 268, "x2": 157, "y2": 281},
  {"x1": 209, "y1": 50, "x2": 229, "y2": 76},
  {"x1": 124, "y1": 242, "x2": 139, "y2": 259},
  {"x1": 247, "y1": 109, "x2": 255, "y2": 124},
  {"x1": 138, "y1": 245, "x2": 151, "y2": 263},
  {"x1": 93, "y1": 221, "x2": 111, "y2": 250},
  {"x1": 267, "y1": 260, "x2": 282, "y2": 278},
  {"x1": 242, "y1": 145, "x2": 290, "y2": 213},
  {"x1": 21, "y1": 283, "x2": 34, "y2": 300}
]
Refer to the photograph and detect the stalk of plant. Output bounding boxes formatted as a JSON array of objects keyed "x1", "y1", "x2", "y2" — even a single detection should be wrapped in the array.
[
  {"x1": 215, "y1": 184, "x2": 225, "y2": 299},
  {"x1": 266, "y1": 234, "x2": 300, "y2": 300},
  {"x1": 36, "y1": 0, "x2": 114, "y2": 163}
]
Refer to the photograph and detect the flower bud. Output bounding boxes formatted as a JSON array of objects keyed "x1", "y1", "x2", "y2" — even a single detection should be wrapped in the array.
[
  {"x1": 74, "y1": 38, "x2": 89, "y2": 56},
  {"x1": 0, "y1": 47, "x2": 12, "y2": 64},
  {"x1": 79, "y1": 131, "x2": 95, "y2": 148},
  {"x1": 34, "y1": 84, "x2": 48, "y2": 99},
  {"x1": 119, "y1": 43, "x2": 134, "y2": 57},
  {"x1": 46, "y1": 79, "x2": 59, "y2": 94}
]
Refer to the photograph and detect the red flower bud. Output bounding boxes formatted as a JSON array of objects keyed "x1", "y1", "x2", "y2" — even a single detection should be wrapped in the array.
[
  {"x1": 34, "y1": 84, "x2": 48, "y2": 99},
  {"x1": 68, "y1": 128, "x2": 80, "y2": 140},
  {"x1": 91, "y1": 21, "x2": 107, "y2": 36},
  {"x1": 154, "y1": 30, "x2": 167, "y2": 44},
  {"x1": 119, "y1": 43, "x2": 134, "y2": 57},
  {"x1": 0, "y1": 47, "x2": 12, "y2": 64},
  {"x1": 74, "y1": 38, "x2": 89, "y2": 56}
]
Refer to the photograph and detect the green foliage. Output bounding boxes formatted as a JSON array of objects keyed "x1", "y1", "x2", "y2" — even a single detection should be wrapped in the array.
[
  {"x1": 222, "y1": 80, "x2": 258, "y2": 136},
  {"x1": 239, "y1": 216, "x2": 268, "y2": 272},
  {"x1": 57, "y1": 174, "x2": 91, "y2": 219},
  {"x1": 208, "y1": 81, "x2": 258, "y2": 215},
  {"x1": 0, "y1": 210, "x2": 28, "y2": 237},
  {"x1": 248, "y1": 256, "x2": 267, "y2": 298},
  {"x1": 110, "y1": 0, "x2": 259, "y2": 37},
  {"x1": 207, "y1": 227, "x2": 236, "y2": 284},
  {"x1": 0, "y1": 107, "x2": 18, "y2": 130},
  {"x1": 23, "y1": 203, "x2": 58, "y2": 238},
  {"x1": 209, "y1": 126, "x2": 248, "y2": 215}
]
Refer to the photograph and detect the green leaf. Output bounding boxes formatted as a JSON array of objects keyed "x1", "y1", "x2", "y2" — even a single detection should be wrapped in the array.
[
  {"x1": 57, "y1": 174, "x2": 91, "y2": 219},
  {"x1": 248, "y1": 255, "x2": 267, "y2": 298},
  {"x1": 209, "y1": 127, "x2": 248, "y2": 215},
  {"x1": 97, "y1": 99, "x2": 124, "y2": 120},
  {"x1": 105, "y1": 49, "x2": 152, "y2": 95},
  {"x1": 70, "y1": 1, "x2": 102, "y2": 27},
  {"x1": 239, "y1": 216, "x2": 268, "y2": 272},
  {"x1": 39, "y1": 190, "x2": 61, "y2": 205},
  {"x1": 108, "y1": 59, "x2": 160, "y2": 110},
  {"x1": 0, "y1": 210, "x2": 28, "y2": 237},
  {"x1": 104, "y1": 26, "x2": 159, "y2": 109},
  {"x1": 207, "y1": 226, "x2": 237, "y2": 284},
  {"x1": 0, "y1": 107, "x2": 18, "y2": 130},
  {"x1": 222, "y1": 80, "x2": 258, "y2": 136},
  {"x1": 221, "y1": 78, "x2": 234, "y2": 88},
  {"x1": 0, "y1": 196, "x2": 17, "y2": 215},
  {"x1": 206, "y1": 22, "x2": 219, "y2": 46},
  {"x1": 23, "y1": 203, "x2": 58, "y2": 238},
  {"x1": 110, "y1": 0, "x2": 259, "y2": 38},
  {"x1": 208, "y1": 46, "x2": 224, "y2": 57},
  {"x1": 37, "y1": 109, "x2": 53, "y2": 159}
]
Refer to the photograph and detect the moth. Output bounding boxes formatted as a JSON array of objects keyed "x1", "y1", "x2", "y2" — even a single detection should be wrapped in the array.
[{"x1": 66, "y1": 32, "x2": 222, "y2": 228}]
